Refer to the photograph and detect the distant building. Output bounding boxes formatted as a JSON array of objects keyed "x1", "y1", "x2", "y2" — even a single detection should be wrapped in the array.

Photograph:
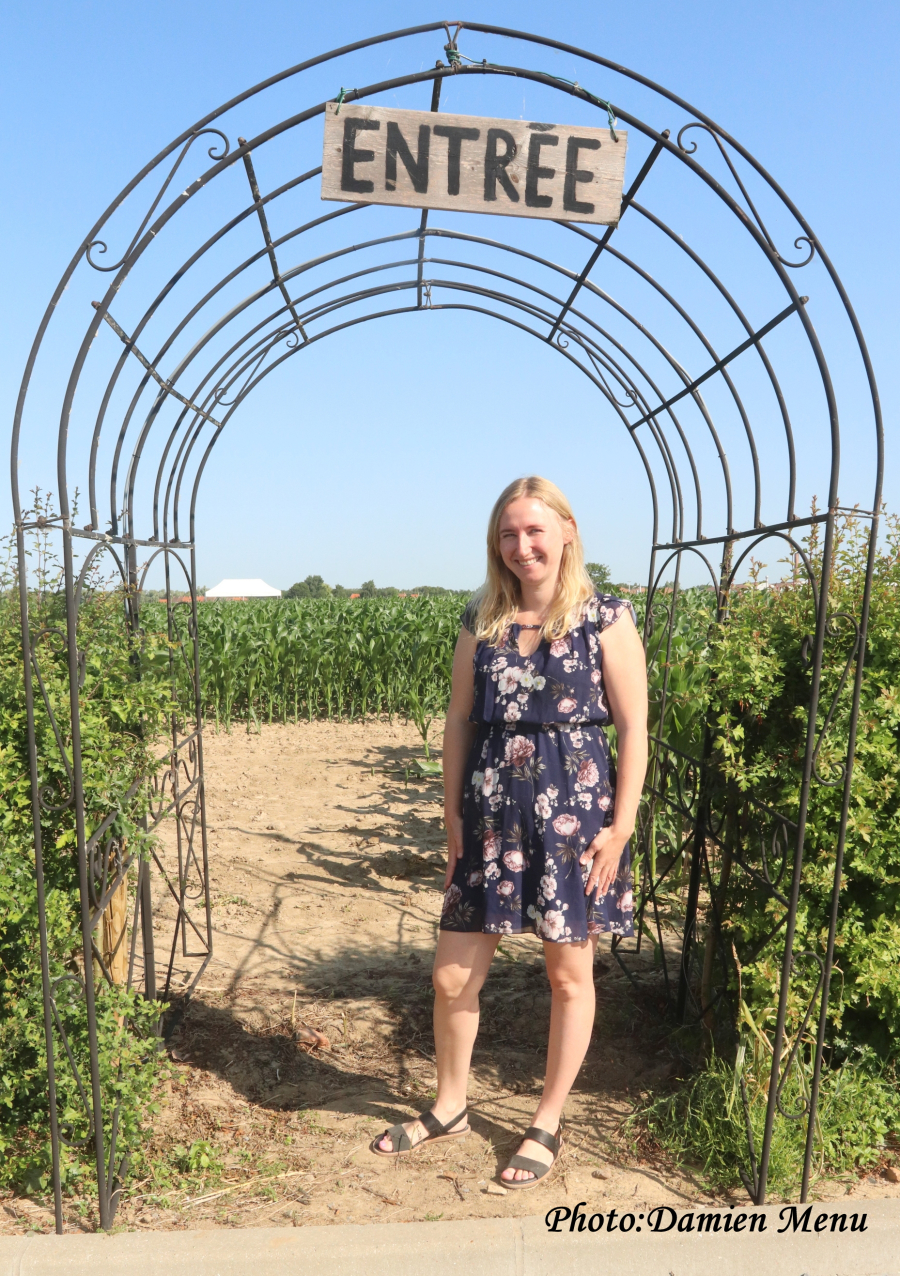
[{"x1": 206, "y1": 578, "x2": 282, "y2": 599}]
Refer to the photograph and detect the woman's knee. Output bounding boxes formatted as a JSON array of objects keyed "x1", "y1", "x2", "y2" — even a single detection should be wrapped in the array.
[
  {"x1": 546, "y1": 949, "x2": 595, "y2": 1000},
  {"x1": 548, "y1": 972, "x2": 591, "y2": 1002},
  {"x1": 432, "y1": 962, "x2": 461, "y2": 1000},
  {"x1": 432, "y1": 933, "x2": 497, "y2": 1003},
  {"x1": 433, "y1": 962, "x2": 480, "y2": 1003}
]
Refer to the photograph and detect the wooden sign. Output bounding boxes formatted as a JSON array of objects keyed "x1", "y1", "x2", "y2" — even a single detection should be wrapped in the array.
[{"x1": 321, "y1": 103, "x2": 628, "y2": 225}]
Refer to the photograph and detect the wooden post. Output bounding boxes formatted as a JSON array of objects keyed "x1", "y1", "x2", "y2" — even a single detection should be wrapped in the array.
[{"x1": 102, "y1": 842, "x2": 129, "y2": 986}]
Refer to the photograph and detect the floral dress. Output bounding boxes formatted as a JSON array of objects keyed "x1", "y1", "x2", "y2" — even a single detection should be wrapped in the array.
[{"x1": 440, "y1": 594, "x2": 636, "y2": 943}]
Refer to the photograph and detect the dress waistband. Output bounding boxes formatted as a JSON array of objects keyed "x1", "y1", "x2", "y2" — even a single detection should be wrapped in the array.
[{"x1": 474, "y1": 719, "x2": 606, "y2": 735}]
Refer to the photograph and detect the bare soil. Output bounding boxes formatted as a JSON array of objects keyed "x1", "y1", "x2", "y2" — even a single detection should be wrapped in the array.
[{"x1": 3, "y1": 719, "x2": 898, "y2": 1234}]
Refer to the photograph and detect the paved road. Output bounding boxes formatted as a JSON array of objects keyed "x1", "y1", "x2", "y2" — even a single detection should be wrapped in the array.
[{"x1": 0, "y1": 1199, "x2": 896, "y2": 1275}]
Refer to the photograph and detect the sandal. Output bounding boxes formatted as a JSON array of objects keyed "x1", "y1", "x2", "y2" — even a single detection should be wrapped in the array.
[
  {"x1": 500, "y1": 1124, "x2": 562, "y2": 1190},
  {"x1": 370, "y1": 1108, "x2": 469, "y2": 1158}
]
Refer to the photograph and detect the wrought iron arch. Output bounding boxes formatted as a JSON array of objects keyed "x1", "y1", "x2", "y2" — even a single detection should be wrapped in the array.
[{"x1": 11, "y1": 20, "x2": 883, "y2": 1230}]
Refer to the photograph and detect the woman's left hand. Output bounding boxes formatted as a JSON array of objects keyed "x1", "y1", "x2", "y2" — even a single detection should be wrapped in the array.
[{"x1": 580, "y1": 825, "x2": 631, "y2": 898}]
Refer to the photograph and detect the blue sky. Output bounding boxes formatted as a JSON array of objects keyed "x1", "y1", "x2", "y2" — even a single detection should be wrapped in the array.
[{"x1": 2, "y1": 0, "x2": 896, "y2": 591}]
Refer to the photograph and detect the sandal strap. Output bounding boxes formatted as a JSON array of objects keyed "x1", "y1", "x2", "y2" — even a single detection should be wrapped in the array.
[
  {"x1": 417, "y1": 1111, "x2": 444, "y2": 1138},
  {"x1": 418, "y1": 1108, "x2": 467, "y2": 1138},
  {"x1": 506, "y1": 1154, "x2": 552, "y2": 1178},
  {"x1": 382, "y1": 1123, "x2": 412, "y2": 1153},
  {"x1": 522, "y1": 1125, "x2": 560, "y2": 1154}
]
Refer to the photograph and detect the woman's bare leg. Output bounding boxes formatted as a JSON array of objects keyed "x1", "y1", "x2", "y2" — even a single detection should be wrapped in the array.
[
  {"x1": 501, "y1": 935, "x2": 598, "y2": 1182},
  {"x1": 376, "y1": 930, "x2": 499, "y2": 1151}
]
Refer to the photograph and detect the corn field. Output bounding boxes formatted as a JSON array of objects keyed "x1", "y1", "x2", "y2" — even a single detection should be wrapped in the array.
[
  {"x1": 144, "y1": 596, "x2": 465, "y2": 746},
  {"x1": 144, "y1": 590, "x2": 711, "y2": 752}
]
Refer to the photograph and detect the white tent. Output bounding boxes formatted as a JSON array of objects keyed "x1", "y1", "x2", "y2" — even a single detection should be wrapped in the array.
[{"x1": 205, "y1": 578, "x2": 282, "y2": 599}]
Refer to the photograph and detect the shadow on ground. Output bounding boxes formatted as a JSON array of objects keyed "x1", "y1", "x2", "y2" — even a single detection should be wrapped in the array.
[{"x1": 163, "y1": 936, "x2": 677, "y2": 1161}]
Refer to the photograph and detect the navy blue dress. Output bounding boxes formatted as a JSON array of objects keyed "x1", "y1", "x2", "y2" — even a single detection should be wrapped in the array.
[{"x1": 440, "y1": 593, "x2": 636, "y2": 943}]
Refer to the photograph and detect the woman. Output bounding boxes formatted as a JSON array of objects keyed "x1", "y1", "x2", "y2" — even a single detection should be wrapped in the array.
[{"x1": 373, "y1": 476, "x2": 648, "y2": 1187}]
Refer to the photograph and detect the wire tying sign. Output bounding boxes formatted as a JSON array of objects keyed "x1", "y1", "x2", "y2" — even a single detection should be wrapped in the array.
[{"x1": 321, "y1": 103, "x2": 628, "y2": 225}]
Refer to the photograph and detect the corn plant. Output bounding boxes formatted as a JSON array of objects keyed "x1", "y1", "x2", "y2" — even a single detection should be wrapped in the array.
[{"x1": 144, "y1": 595, "x2": 466, "y2": 735}]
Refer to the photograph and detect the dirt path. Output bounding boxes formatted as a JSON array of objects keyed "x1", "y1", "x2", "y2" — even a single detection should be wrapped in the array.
[
  {"x1": 147, "y1": 719, "x2": 701, "y2": 1230},
  {"x1": 3, "y1": 719, "x2": 896, "y2": 1233}
]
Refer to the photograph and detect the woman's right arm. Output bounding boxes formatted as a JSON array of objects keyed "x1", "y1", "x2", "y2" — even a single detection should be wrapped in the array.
[{"x1": 442, "y1": 628, "x2": 478, "y2": 889}]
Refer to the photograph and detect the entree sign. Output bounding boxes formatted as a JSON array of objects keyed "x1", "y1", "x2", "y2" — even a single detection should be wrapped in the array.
[{"x1": 321, "y1": 103, "x2": 628, "y2": 225}]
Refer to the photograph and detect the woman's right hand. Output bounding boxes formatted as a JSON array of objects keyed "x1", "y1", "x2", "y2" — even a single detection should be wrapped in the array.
[{"x1": 444, "y1": 810, "x2": 465, "y2": 889}]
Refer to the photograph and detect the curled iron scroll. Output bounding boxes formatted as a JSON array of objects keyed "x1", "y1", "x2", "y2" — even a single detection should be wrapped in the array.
[
  {"x1": 30, "y1": 628, "x2": 76, "y2": 812},
  {"x1": 88, "y1": 832, "x2": 133, "y2": 921},
  {"x1": 649, "y1": 738, "x2": 702, "y2": 821},
  {"x1": 676, "y1": 122, "x2": 815, "y2": 269},
  {"x1": 49, "y1": 974, "x2": 96, "y2": 1147},
  {"x1": 808, "y1": 611, "x2": 862, "y2": 787},
  {"x1": 148, "y1": 763, "x2": 176, "y2": 824},
  {"x1": 558, "y1": 328, "x2": 640, "y2": 408},
  {"x1": 774, "y1": 950, "x2": 825, "y2": 1120},
  {"x1": 86, "y1": 128, "x2": 231, "y2": 272},
  {"x1": 759, "y1": 817, "x2": 790, "y2": 892}
]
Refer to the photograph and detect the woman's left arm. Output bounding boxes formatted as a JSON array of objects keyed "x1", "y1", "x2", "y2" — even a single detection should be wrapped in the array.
[{"x1": 581, "y1": 612, "x2": 649, "y2": 897}]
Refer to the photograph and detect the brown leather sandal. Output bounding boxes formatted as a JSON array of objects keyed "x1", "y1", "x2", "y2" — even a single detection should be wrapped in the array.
[
  {"x1": 370, "y1": 1108, "x2": 469, "y2": 1158},
  {"x1": 500, "y1": 1124, "x2": 562, "y2": 1190}
]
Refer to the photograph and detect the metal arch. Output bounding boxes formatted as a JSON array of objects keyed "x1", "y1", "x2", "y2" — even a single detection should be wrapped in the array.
[
  {"x1": 12, "y1": 23, "x2": 873, "y2": 509},
  {"x1": 103, "y1": 231, "x2": 693, "y2": 546},
  {"x1": 626, "y1": 203, "x2": 797, "y2": 523},
  {"x1": 167, "y1": 278, "x2": 688, "y2": 552},
  {"x1": 50, "y1": 54, "x2": 829, "y2": 525},
  {"x1": 95, "y1": 207, "x2": 683, "y2": 529},
  {"x1": 163, "y1": 267, "x2": 690, "y2": 531},
  {"x1": 182, "y1": 291, "x2": 673, "y2": 548},
  {"x1": 10, "y1": 23, "x2": 883, "y2": 1231},
  {"x1": 125, "y1": 218, "x2": 749, "y2": 551},
  {"x1": 79, "y1": 99, "x2": 817, "y2": 549},
  {"x1": 116, "y1": 203, "x2": 808, "y2": 560}
]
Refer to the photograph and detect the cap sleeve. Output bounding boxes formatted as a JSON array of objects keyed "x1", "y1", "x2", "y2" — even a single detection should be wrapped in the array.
[
  {"x1": 595, "y1": 593, "x2": 638, "y2": 632},
  {"x1": 460, "y1": 596, "x2": 480, "y2": 635}
]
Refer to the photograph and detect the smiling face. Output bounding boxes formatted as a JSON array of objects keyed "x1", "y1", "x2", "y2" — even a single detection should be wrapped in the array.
[{"x1": 497, "y1": 497, "x2": 574, "y2": 594}]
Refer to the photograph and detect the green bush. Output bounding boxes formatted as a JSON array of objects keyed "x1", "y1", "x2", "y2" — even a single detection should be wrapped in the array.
[
  {"x1": 0, "y1": 508, "x2": 171, "y2": 1193},
  {"x1": 637, "y1": 1046, "x2": 900, "y2": 1195},
  {"x1": 639, "y1": 513, "x2": 900, "y2": 1188},
  {"x1": 284, "y1": 574, "x2": 331, "y2": 599},
  {"x1": 709, "y1": 515, "x2": 900, "y2": 1049}
]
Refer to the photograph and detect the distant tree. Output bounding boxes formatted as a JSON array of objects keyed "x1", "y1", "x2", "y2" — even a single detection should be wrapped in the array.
[
  {"x1": 285, "y1": 574, "x2": 332, "y2": 599},
  {"x1": 585, "y1": 562, "x2": 612, "y2": 591},
  {"x1": 283, "y1": 578, "x2": 472, "y2": 600}
]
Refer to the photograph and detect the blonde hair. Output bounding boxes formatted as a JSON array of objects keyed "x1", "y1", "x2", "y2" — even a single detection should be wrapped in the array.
[{"x1": 473, "y1": 476, "x2": 595, "y2": 645}]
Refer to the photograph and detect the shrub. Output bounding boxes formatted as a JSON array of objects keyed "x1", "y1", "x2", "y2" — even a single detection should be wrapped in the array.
[
  {"x1": 709, "y1": 515, "x2": 900, "y2": 1050},
  {"x1": 284, "y1": 575, "x2": 331, "y2": 599},
  {"x1": 637, "y1": 1046, "x2": 900, "y2": 1195},
  {"x1": 0, "y1": 506, "x2": 171, "y2": 1193},
  {"x1": 639, "y1": 513, "x2": 900, "y2": 1188}
]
